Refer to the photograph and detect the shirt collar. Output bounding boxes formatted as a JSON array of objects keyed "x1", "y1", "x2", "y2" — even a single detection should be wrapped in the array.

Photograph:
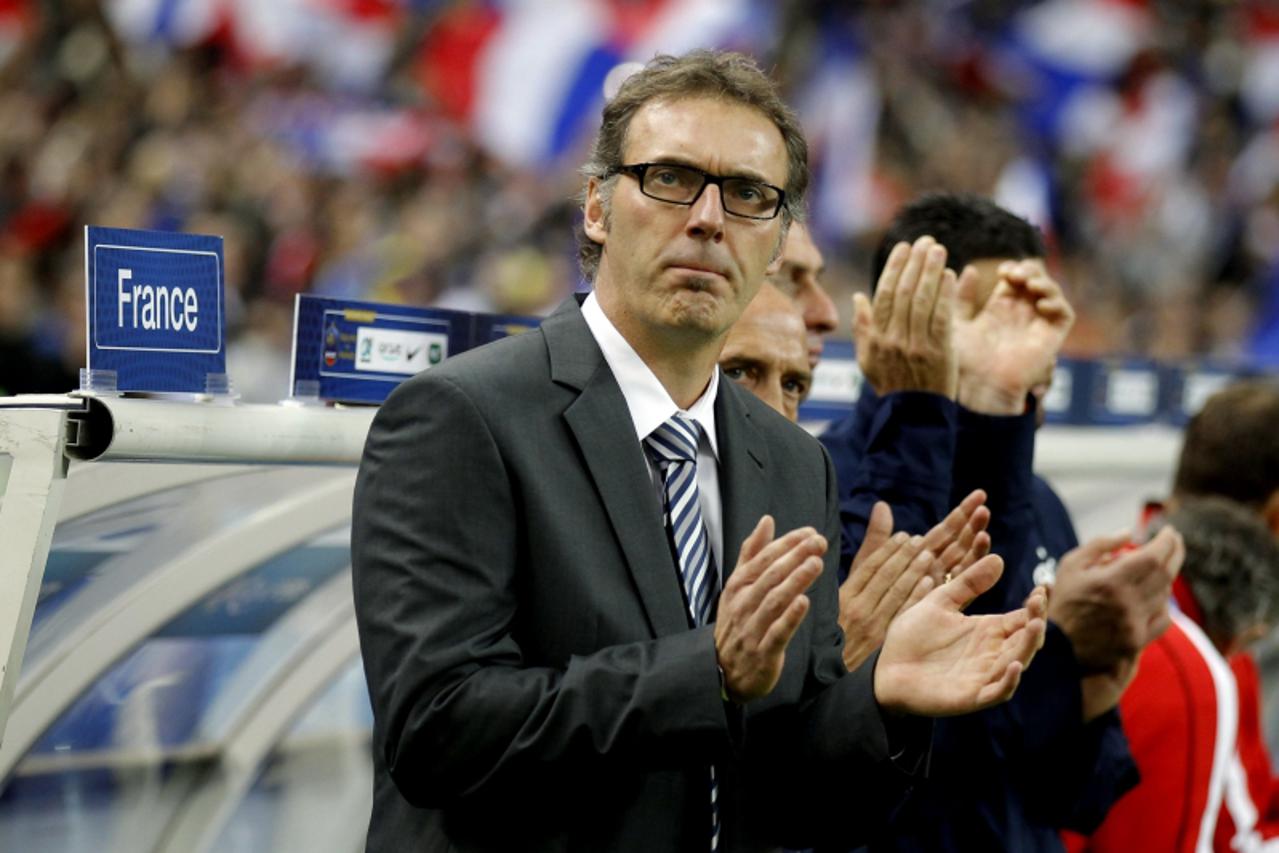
[{"x1": 581, "y1": 291, "x2": 719, "y2": 459}]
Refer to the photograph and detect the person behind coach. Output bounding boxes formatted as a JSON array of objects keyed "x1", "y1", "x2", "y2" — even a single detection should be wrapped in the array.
[
  {"x1": 818, "y1": 194, "x2": 1184, "y2": 851},
  {"x1": 352, "y1": 52, "x2": 1049, "y2": 853},
  {"x1": 767, "y1": 221, "x2": 838, "y2": 370},
  {"x1": 718, "y1": 280, "x2": 814, "y2": 423}
]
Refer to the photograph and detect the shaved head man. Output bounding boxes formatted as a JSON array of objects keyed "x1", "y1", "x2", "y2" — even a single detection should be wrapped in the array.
[{"x1": 719, "y1": 281, "x2": 812, "y2": 421}]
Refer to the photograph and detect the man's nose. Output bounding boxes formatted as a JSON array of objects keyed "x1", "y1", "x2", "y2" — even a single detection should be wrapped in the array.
[
  {"x1": 685, "y1": 183, "x2": 725, "y2": 241},
  {"x1": 800, "y1": 277, "x2": 839, "y2": 336}
]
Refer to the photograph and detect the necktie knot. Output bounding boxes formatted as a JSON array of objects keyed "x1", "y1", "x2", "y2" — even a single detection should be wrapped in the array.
[{"x1": 645, "y1": 413, "x2": 700, "y2": 465}]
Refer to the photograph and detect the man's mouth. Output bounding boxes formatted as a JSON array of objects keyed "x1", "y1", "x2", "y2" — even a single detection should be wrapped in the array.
[{"x1": 667, "y1": 263, "x2": 727, "y2": 281}]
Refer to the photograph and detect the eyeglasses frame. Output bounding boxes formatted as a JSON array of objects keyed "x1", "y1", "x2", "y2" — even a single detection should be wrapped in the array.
[{"x1": 609, "y1": 162, "x2": 788, "y2": 221}]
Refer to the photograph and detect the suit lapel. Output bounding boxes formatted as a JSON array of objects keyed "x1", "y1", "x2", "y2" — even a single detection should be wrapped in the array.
[
  {"x1": 544, "y1": 299, "x2": 691, "y2": 637},
  {"x1": 715, "y1": 381, "x2": 770, "y2": 580}
]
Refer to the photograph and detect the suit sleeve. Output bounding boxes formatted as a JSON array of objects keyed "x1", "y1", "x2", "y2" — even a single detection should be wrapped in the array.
[{"x1": 351, "y1": 372, "x2": 734, "y2": 809}]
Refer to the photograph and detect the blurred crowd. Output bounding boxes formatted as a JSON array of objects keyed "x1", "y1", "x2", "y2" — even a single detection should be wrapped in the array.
[{"x1": 2, "y1": 0, "x2": 1279, "y2": 400}]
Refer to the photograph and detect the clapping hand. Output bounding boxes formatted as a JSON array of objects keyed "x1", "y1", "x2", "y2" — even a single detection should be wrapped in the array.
[
  {"x1": 853, "y1": 237, "x2": 958, "y2": 399},
  {"x1": 839, "y1": 502, "x2": 933, "y2": 671},
  {"x1": 874, "y1": 556, "x2": 1048, "y2": 716},
  {"x1": 920, "y1": 489, "x2": 992, "y2": 585},
  {"x1": 953, "y1": 259, "x2": 1075, "y2": 415},
  {"x1": 1050, "y1": 526, "x2": 1185, "y2": 673},
  {"x1": 715, "y1": 517, "x2": 826, "y2": 704},
  {"x1": 839, "y1": 492, "x2": 992, "y2": 671}
]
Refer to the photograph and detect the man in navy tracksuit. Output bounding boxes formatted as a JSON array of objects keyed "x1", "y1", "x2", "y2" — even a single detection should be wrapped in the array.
[{"x1": 818, "y1": 194, "x2": 1183, "y2": 851}]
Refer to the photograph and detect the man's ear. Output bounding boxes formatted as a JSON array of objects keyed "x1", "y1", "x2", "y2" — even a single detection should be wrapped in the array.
[{"x1": 583, "y1": 177, "x2": 609, "y2": 245}]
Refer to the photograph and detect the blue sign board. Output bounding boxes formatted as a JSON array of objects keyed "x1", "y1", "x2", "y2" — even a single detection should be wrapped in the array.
[
  {"x1": 292, "y1": 295, "x2": 494, "y2": 404},
  {"x1": 795, "y1": 347, "x2": 1265, "y2": 427},
  {"x1": 85, "y1": 226, "x2": 226, "y2": 392},
  {"x1": 1040, "y1": 358, "x2": 1091, "y2": 425},
  {"x1": 288, "y1": 294, "x2": 1273, "y2": 422},
  {"x1": 1088, "y1": 358, "x2": 1162, "y2": 425},
  {"x1": 1160, "y1": 362, "x2": 1251, "y2": 425},
  {"x1": 472, "y1": 312, "x2": 543, "y2": 346}
]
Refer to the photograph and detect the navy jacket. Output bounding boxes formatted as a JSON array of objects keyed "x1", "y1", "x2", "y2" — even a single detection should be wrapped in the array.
[{"x1": 818, "y1": 389, "x2": 1139, "y2": 852}]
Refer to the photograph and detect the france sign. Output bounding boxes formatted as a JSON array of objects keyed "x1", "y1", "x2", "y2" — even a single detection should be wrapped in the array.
[{"x1": 85, "y1": 226, "x2": 225, "y2": 393}]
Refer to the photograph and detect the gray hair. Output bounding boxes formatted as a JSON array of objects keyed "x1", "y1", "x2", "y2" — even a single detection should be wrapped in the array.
[
  {"x1": 1159, "y1": 497, "x2": 1279, "y2": 649},
  {"x1": 576, "y1": 50, "x2": 809, "y2": 282}
]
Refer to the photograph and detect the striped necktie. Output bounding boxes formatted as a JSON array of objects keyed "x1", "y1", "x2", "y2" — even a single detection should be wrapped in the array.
[{"x1": 644, "y1": 413, "x2": 720, "y2": 851}]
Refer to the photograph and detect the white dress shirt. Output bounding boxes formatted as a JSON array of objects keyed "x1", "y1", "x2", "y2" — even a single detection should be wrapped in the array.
[{"x1": 580, "y1": 292, "x2": 725, "y2": 578}]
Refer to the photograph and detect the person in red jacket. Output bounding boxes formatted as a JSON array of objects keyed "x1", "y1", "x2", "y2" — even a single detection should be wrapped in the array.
[
  {"x1": 1064, "y1": 498, "x2": 1279, "y2": 853},
  {"x1": 1215, "y1": 650, "x2": 1279, "y2": 852},
  {"x1": 1166, "y1": 380, "x2": 1279, "y2": 851}
]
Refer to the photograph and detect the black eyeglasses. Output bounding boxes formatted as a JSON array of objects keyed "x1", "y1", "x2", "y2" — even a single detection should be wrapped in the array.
[{"x1": 610, "y1": 162, "x2": 787, "y2": 220}]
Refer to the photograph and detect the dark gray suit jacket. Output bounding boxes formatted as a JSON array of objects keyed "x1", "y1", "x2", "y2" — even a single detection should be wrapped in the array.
[{"x1": 351, "y1": 298, "x2": 926, "y2": 852}]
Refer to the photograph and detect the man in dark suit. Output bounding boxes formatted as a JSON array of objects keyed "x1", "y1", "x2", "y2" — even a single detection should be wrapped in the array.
[{"x1": 352, "y1": 51, "x2": 1047, "y2": 853}]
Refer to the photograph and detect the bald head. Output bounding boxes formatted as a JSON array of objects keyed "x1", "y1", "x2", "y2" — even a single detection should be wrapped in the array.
[
  {"x1": 719, "y1": 282, "x2": 812, "y2": 421},
  {"x1": 769, "y1": 222, "x2": 837, "y2": 369}
]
